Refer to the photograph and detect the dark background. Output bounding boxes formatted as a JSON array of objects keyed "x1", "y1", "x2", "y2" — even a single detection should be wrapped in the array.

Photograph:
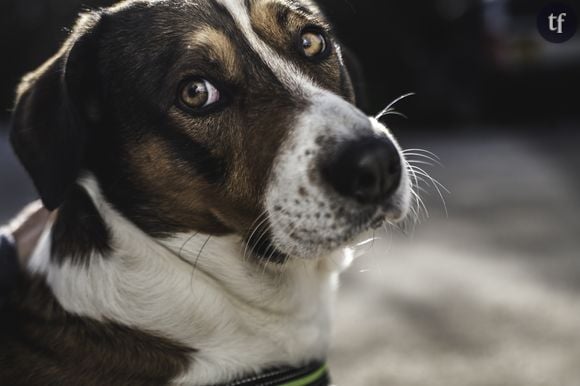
[
  {"x1": 1, "y1": 1, "x2": 580, "y2": 385},
  {"x1": 1, "y1": 0, "x2": 579, "y2": 123}
]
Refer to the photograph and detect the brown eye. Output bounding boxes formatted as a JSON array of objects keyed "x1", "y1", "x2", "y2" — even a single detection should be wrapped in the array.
[
  {"x1": 300, "y1": 30, "x2": 328, "y2": 59},
  {"x1": 179, "y1": 78, "x2": 220, "y2": 111}
]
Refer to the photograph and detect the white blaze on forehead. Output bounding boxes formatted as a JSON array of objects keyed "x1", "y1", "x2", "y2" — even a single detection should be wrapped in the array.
[{"x1": 216, "y1": 0, "x2": 316, "y2": 94}]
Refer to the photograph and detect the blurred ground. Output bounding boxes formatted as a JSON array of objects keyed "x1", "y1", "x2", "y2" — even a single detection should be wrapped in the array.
[{"x1": 2, "y1": 124, "x2": 580, "y2": 385}]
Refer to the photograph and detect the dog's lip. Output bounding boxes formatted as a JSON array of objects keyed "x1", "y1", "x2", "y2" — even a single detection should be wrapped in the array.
[
  {"x1": 246, "y1": 198, "x2": 405, "y2": 260},
  {"x1": 368, "y1": 201, "x2": 405, "y2": 229}
]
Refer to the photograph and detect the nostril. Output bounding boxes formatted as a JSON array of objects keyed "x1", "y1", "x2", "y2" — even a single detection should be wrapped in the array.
[
  {"x1": 353, "y1": 155, "x2": 383, "y2": 201},
  {"x1": 357, "y1": 170, "x2": 376, "y2": 190}
]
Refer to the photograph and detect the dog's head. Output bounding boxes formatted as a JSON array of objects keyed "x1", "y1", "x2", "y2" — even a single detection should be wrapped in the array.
[{"x1": 11, "y1": 0, "x2": 411, "y2": 261}]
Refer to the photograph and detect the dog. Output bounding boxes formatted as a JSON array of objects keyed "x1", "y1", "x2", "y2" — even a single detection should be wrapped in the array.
[{"x1": 0, "y1": 0, "x2": 411, "y2": 384}]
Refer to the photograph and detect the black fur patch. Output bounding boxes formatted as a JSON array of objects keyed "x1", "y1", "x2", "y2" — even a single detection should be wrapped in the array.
[
  {"x1": 158, "y1": 128, "x2": 227, "y2": 185},
  {"x1": 51, "y1": 185, "x2": 111, "y2": 266},
  {"x1": 0, "y1": 275, "x2": 194, "y2": 386},
  {"x1": 10, "y1": 12, "x2": 103, "y2": 211}
]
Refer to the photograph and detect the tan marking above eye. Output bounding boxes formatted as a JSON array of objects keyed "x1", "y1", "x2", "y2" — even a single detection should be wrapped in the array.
[
  {"x1": 300, "y1": 30, "x2": 327, "y2": 58},
  {"x1": 250, "y1": 1, "x2": 330, "y2": 49},
  {"x1": 187, "y1": 27, "x2": 240, "y2": 78}
]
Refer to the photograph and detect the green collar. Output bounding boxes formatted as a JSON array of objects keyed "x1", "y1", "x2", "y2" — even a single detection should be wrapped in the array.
[{"x1": 213, "y1": 362, "x2": 330, "y2": 386}]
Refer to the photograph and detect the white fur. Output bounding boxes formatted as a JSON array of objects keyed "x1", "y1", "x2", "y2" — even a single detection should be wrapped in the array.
[{"x1": 28, "y1": 176, "x2": 348, "y2": 385}]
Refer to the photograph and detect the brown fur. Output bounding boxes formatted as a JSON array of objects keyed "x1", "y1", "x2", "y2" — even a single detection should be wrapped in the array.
[{"x1": 188, "y1": 27, "x2": 242, "y2": 78}]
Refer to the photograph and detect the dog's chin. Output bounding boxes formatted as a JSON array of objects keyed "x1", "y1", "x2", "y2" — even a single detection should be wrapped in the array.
[
  {"x1": 262, "y1": 206, "x2": 407, "y2": 262},
  {"x1": 248, "y1": 183, "x2": 411, "y2": 263},
  {"x1": 247, "y1": 234, "x2": 289, "y2": 264}
]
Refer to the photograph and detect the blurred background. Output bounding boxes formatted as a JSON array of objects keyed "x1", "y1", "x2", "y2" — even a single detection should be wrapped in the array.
[{"x1": 1, "y1": 0, "x2": 579, "y2": 385}]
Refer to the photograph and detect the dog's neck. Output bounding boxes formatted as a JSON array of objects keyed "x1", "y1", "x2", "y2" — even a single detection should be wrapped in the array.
[{"x1": 26, "y1": 177, "x2": 349, "y2": 385}]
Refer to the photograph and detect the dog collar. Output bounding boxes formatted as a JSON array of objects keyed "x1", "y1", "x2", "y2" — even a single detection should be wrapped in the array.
[{"x1": 213, "y1": 362, "x2": 330, "y2": 386}]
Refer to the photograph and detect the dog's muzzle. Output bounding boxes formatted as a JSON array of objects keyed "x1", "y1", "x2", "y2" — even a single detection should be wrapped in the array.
[{"x1": 263, "y1": 91, "x2": 411, "y2": 260}]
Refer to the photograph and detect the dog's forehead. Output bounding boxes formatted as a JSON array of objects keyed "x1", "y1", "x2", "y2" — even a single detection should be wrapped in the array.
[
  {"x1": 211, "y1": 0, "x2": 323, "y2": 90},
  {"x1": 107, "y1": 0, "x2": 327, "y2": 83},
  {"x1": 113, "y1": 0, "x2": 321, "y2": 26},
  {"x1": 233, "y1": 0, "x2": 321, "y2": 15}
]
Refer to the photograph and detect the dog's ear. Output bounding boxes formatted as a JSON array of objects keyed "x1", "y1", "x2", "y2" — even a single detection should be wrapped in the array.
[
  {"x1": 10, "y1": 12, "x2": 103, "y2": 211},
  {"x1": 340, "y1": 45, "x2": 369, "y2": 112}
]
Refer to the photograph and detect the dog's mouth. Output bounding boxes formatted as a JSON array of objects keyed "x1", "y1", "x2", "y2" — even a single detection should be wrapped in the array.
[
  {"x1": 245, "y1": 227, "x2": 288, "y2": 264},
  {"x1": 244, "y1": 202, "x2": 404, "y2": 262}
]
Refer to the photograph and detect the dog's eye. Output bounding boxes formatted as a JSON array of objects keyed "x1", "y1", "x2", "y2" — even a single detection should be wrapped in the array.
[
  {"x1": 179, "y1": 78, "x2": 220, "y2": 111},
  {"x1": 300, "y1": 29, "x2": 328, "y2": 59}
]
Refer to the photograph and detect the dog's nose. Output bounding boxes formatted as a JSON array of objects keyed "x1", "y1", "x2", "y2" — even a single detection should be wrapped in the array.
[{"x1": 322, "y1": 137, "x2": 402, "y2": 204}]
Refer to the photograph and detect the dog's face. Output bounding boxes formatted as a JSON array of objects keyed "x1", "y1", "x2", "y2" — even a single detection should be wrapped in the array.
[{"x1": 12, "y1": 0, "x2": 410, "y2": 261}]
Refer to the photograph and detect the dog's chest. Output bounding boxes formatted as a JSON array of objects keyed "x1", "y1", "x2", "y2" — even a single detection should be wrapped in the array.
[
  {"x1": 172, "y1": 272, "x2": 336, "y2": 385},
  {"x1": 30, "y1": 225, "x2": 341, "y2": 385}
]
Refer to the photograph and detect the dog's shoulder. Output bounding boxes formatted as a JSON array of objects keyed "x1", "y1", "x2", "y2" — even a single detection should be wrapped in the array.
[{"x1": 0, "y1": 273, "x2": 194, "y2": 386}]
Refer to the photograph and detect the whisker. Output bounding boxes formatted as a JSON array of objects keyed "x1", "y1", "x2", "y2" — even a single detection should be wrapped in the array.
[
  {"x1": 261, "y1": 214, "x2": 307, "y2": 278},
  {"x1": 193, "y1": 235, "x2": 212, "y2": 274},
  {"x1": 402, "y1": 145, "x2": 449, "y2": 222},
  {"x1": 245, "y1": 211, "x2": 277, "y2": 263},
  {"x1": 379, "y1": 110, "x2": 408, "y2": 120},
  {"x1": 404, "y1": 160, "x2": 423, "y2": 217},
  {"x1": 402, "y1": 148, "x2": 441, "y2": 160},
  {"x1": 176, "y1": 234, "x2": 213, "y2": 290},
  {"x1": 404, "y1": 152, "x2": 444, "y2": 166},
  {"x1": 243, "y1": 211, "x2": 270, "y2": 261},
  {"x1": 408, "y1": 165, "x2": 449, "y2": 217},
  {"x1": 178, "y1": 232, "x2": 199, "y2": 263},
  {"x1": 408, "y1": 159, "x2": 436, "y2": 167},
  {"x1": 408, "y1": 166, "x2": 450, "y2": 194},
  {"x1": 410, "y1": 189, "x2": 429, "y2": 219},
  {"x1": 375, "y1": 92, "x2": 416, "y2": 120},
  {"x1": 251, "y1": 211, "x2": 292, "y2": 279},
  {"x1": 249, "y1": 224, "x2": 273, "y2": 265},
  {"x1": 408, "y1": 174, "x2": 433, "y2": 190}
]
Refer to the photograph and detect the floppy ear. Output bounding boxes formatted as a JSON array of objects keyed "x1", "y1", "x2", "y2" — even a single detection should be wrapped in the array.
[
  {"x1": 340, "y1": 45, "x2": 369, "y2": 112},
  {"x1": 10, "y1": 12, "x2": 103, "y2": 211}
]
